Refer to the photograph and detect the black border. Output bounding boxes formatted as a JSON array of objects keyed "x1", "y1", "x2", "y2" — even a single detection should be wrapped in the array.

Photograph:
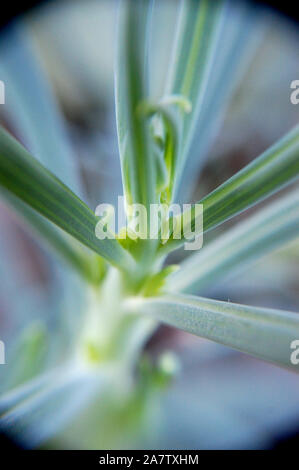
[{"x1": 0, "y1": 1, "x2": 298, "y2": 30}]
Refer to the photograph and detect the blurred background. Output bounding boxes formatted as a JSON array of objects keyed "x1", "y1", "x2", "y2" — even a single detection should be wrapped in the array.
[{"x1": 0, "y1": 0, "x2": 299, "y2": 449}]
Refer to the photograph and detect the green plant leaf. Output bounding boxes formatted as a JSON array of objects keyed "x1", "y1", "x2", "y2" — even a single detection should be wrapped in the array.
[
  {"x1": 162, "y1": 124, "x2": 299, "y2": 253},
  {"x1": 115, "y1": 0, "x2": 156, "y2": 211},
  {"x1": 128, "y1": 293, "x2": 299, "y2": 371},
  {"x1": 137, "y1": 100, "x2": 179, "y2": 203},
  {"x1": 165, "y1": 0, "x2": 226, "y2": 196},
  {"x1": 0, "y1": 127, "x2": 135, "y2": 271},
  {"x1": 168, "y1": 187, "x2": 299, "y2": 293},
  {"x1": 176, "y1": 1, "x2": 264, "y2": 201},
  {"x1": 1, "y1": 189, "x2": 100, "y2": 283}
]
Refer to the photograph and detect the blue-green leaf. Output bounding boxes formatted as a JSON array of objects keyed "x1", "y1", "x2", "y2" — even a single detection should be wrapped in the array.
[
  {"x1": 129, "y1": 293, "x2": 299, "y2": 371},
  {"x1": 162, "y1": 125, "x2": 299, "y2": 253},
  {"x1": 0, "y1": 127, "x2": 135, "y2": 271},
  {"x1": 169, "y1": 187, "x2": 299, "y2": 293}
]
